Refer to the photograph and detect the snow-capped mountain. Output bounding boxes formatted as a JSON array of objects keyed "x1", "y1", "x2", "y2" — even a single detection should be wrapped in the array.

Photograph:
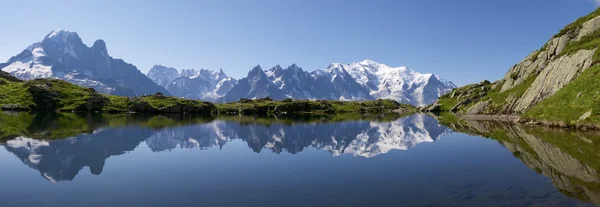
[
  {"x1": 147, "y1": 65, "x2": 180, "y2": 88},
  {"x1": 333, "y1": 60, "x2": 457, "y2": 106},
  {"x1": 167, "y1": 69, "x2": 237, "y2": 102},
  {"x1": 220, "y1": 65, "x2": 287, "y2": 102},
  {"x1": 145, "y1": 66, "x2": 237, "y2": 102},
  {"x1": 0, "y1": 29, "x2": 169, "y2": 96},
  {"x1": 312, "y1": 64, "x2": 373, "y2": 101},
  {"x1": 217, "y1": 60, "x2": 454, "y2": 105},
  {"x1": 265, "y1": 64, "x2": 315, "y2": 99}
]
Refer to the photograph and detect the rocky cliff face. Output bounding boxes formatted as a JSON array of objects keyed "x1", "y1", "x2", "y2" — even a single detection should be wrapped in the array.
[{"x1": 430, "y1": 9, "x2": 600, "y2": 125}]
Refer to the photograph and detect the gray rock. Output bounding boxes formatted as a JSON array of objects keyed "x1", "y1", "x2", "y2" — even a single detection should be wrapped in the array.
[
  {"x1": 513, "y1": 49, "x2": 594, "y2": 112},
  {"x1": 576, "y1": 16, "x2": 600, "y2": 40}
]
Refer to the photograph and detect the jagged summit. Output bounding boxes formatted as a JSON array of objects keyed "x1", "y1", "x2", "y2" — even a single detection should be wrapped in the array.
[
  {"x1": 208, "y1": 60, "x2": 454, "y2": 105},
  {"x1": 44, "y1": 29, "x2": 79, "y2": 41},
  {"x1": 1, "y1": 30, "x2": 169, "y2": 96}
]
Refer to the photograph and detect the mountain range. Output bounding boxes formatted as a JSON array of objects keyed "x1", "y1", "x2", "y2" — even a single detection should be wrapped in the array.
[
  {"x1": 149, "y1": 60, "x2": 456, "y2": 106},
  {"x1": 0, "y1": 29, "x2": 456, "y2": 106},
  {"x1": 0, "y1": 29, "x2": 168, "y2": 96},
  {"x1": 147, "y1": 65, "x2": 237, "y2": 102}
]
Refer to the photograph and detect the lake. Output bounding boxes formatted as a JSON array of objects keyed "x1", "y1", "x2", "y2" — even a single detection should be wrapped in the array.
[{"x1": 0, "y1": 112, "x2": 599, "y2": 207}]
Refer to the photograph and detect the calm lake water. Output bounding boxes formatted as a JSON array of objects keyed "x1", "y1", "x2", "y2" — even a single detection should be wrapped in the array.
[{"x1": 0, "y1": 112, "x2": 599, "y2": 207}]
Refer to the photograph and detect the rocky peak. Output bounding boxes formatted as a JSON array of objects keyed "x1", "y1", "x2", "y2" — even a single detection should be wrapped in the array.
[
  {"x1": 358, "y1": 59, "x2": 381, "y2": 68},
  {"x1": 149, "y1": 65, "x2": 179, "y2": 74},
  {"x1": 288, "y1": 64, "x2": 301, "y2": 71},
  {"x1": 91, "y1": 39, "x2": 108, "y2": 54},
  {"x1": 147, "y1": 65, "x2": 181, "y2": 88},
  {"x1": 217, "y1": 68, "x2": 227, "y2": 78},
  {"x1": 248, "y1": 65, "x2": 267, "y2": 78},
  {"x1": 43, "y1": 29, "x2": 83, "y2": 45},
  {"x1": 181, "y1": 69, "x2": 199, "y2": 78},
  {"x1": 271, "y1": 65, "x2": 283, "y2": 71}
]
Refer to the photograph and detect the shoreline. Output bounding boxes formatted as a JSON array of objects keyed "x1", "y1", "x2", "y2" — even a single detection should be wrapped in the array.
[{"x1": 457, "y1": 114, "x2": 600, "y2": 131}]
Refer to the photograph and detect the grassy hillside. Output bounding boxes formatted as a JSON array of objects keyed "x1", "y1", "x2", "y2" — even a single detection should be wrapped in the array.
[
  {"x1": 428, "y1": 8, "x2": 600, "y2": 128},
  {"x1": 523, "y1": 65, "x2": 600, "y2": 127},
  {"x1": 0, "y1": 71, "x2": 216, "y2": 114}
]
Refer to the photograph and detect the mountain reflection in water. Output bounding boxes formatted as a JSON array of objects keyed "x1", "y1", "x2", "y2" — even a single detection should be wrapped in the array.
[
  {"x1": 2, "y1": 112, "x2": 600, "y2": 206},
  {"x1": 0, "y1": 113, "x2": 449, "y2": 182}
]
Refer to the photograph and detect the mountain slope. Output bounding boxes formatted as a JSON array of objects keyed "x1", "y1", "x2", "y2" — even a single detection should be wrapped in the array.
[
  {"x1": 1, "y1": 29, "x2": 169, "y2": 96},
  {"x1": 430, "y1": 8, "x2": 600, "y2": 127}
]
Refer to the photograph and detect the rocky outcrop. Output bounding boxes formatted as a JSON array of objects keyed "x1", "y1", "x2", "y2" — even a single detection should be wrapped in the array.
[
  {"x1": 576, "y1": 16, "x2": 600, "y2": 40},
  {"x1": 79, "y1": 89, "x2": 109, "y2": 112},
  {"x1": 513, "y1": 49, "x2": 594, "y2": 112},
  {"x1": 426, "y1": 80, "x2": 491, "y2": 113}
]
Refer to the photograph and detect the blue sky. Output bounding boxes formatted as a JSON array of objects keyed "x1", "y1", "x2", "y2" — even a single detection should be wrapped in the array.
[{"x1": 0, "y1": 0, "x2": 597, "y2": 86}]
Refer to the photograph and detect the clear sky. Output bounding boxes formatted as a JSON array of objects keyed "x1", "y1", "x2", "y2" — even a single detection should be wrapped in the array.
[{"x1": 0, "y1": 0, "x2": 597, "y2": 86}]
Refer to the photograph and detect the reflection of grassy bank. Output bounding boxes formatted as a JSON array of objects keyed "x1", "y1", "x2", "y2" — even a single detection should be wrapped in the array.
[
  {"x1": 217, "y1": 113, "x2": 403, "y2": 126},
  {"x1": 0, "y1": 111, "x2": 411, "y2": 141},
  {"x1": 434, "y1": 113, "x2": 600, "y2": 205},
  {"x1": 216, "y1": 98, "x2": 413, "y2": 115},
  {"x1": 0, "y1": 113, "x2": 97, "y2": 140},
  {"x1": 0, "y1": 112, "x2": 215, "y2": 141}
]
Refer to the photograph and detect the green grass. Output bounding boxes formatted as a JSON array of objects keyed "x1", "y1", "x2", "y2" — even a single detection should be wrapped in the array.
[
  {"x1": 216, "y1": 99, "x2": 411, "y2": 115},
  {"x1": 434, "y1": 81, "x2": 494, "y2": 112},
  {"x1": 484, "y1": 74, "x2": 537, "y2": 109},
  {"x1": 554, "y1": 8, "x2": 600, "y2": 38},
  {"x1": 558, "y1": 28, "x2": 600, "y2": 64},
  {"x1": 103, "y1": 96, "x2": 132, "y2": 112},
  {"x1": 0, "y1": 76, "x2": 216, "y2": 114},
  {"x1": 523, "y1": 65, "x2": 600, "y2": 126},
  {"x1": 0, "y1": 78, "x2": 34, "y2": 109},
  {"x1": 433, "y1": 72, "x2": 536, "y2": 114},
  {"x1": 35, "y1": 79, "x2": 94, "y2": 111}
]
